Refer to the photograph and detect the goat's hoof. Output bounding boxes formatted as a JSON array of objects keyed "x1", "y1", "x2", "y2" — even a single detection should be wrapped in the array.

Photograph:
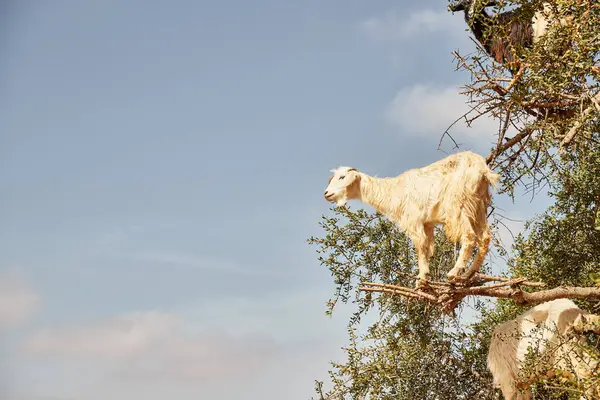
[
  {"x1": 461, "y1": 274, "x2": 476, "y2": 283},
  {"x1": 447, "y1": 272, "x2": 461, "y2": 281},
  {"x1": 415, "y1": 278, "x2": 429, "y2": 290}
]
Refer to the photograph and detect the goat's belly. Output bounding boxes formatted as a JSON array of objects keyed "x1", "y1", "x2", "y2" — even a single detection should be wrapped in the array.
[
  {"x1": 427, "y1": 216, "x2": 444, "y2": 225},
  {"x1": 427, "y1": 208, "x2": 452, "y2": 224}
]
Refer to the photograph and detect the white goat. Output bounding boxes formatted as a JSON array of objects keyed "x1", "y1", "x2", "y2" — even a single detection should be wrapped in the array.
[
  {"x1": 532, "y1": 3, "x2": 574, "y2": 44},
  {"x1": 323, "y1": 151, "x2": 500, "y2": 287},
  {"x1": 488, "y1": 299, "x2": 600, "y2": 400},
  {"x1": 449, "y1": 0, "x2": 576, "y2": 72}
]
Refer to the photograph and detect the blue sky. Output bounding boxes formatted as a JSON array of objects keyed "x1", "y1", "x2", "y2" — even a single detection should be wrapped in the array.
[{"x1": 0, "y1": 1, "x2": 552, "y2": 399}]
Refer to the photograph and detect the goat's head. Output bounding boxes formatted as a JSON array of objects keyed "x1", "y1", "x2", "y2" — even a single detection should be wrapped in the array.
[
  {"x1": 324, "y1": 166, "x2": 361, "y2": 207},
  {"x1": 448, "y1": 0, "x2": 498, "y2": 15},
  {"x1": 448, "y1": 0, "x2": 473, "y2": 12},
  {"x1": 571, "y1": 312, "x2": 600, "y2": 334}
]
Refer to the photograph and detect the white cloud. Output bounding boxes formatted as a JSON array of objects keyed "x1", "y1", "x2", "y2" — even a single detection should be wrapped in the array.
[
  {"x1": 362, "y1": 9, "x2": 465, "y2": 43},
  {"x1": 0, "y1": 270, "x2": 41, "y2": 331},
  {"x1": 384, "y1": 83, "x2": 503, "y2": 151},
  {"x1": 11, "y1": 305, "x2": 344, "y2": 400},
  {"x1": 21, "y1": 311, "x2": 279, "y2": 381}
]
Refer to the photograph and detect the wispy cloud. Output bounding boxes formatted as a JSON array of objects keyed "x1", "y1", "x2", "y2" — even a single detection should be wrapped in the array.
[
  {"x1": 384, "y1": 83, "x2": 502, "y2": 151},
  {"x1": 360, "y1": 8, "x2": 473, "y2": 69},
  {"x1": 130, "y1": 251, "x2": 283, "y2": 276},
  {"x1": 12, "y1": 289, "x2": 349, "y2": 400},
  {"x1": 21, "y1": 311, "x2": 280, "y2": 382},
  {"x1": 0, "y1": 269, "x2": 41, "y2": 331},
  {"x1": 362, "y1": 9, "x2": 465, "y2": 43}
]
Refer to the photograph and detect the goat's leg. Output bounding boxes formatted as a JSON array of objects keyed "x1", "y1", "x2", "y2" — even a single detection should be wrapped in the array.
[
  {"x1": 447, "y1": 231, "x2": 476, "y2": 281},
  {"x1": 498, "y1": 378, "x2": 533, "y2": 400},
  {"x1": 413, "y1": 226, "x2": 434, "y2": 289},
  {"x1": 514, "y1": 387, "x2": 533, "y2": 400},
  {"x1": 499, "y1": 384, "x2": 517, "y2": 400},
  {"x1": 415, "y1": 251, "x2": 430, "y2": 289},
  {"x1": 507, "y1": 381, "x2": 534, "y2": 400},
  {"x1": 424, "y1": 223, "x2": 435, "y2": 259},
  {"x1": 463, "y1": 225, "x2": 491, "y2": 280}
]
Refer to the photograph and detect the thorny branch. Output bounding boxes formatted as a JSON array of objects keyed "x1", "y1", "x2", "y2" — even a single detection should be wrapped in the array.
[
  {"x1": 443, "y1": 2, "x2": 600, "y2": 194},
  {"x1": 359, "y1": 274, "x2": 600, "y2": 315}
]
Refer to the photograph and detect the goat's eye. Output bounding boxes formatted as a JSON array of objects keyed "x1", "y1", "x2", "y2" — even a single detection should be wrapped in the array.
[{"x1": 339, "y1": 175, "x2": 345, "y2": 180}]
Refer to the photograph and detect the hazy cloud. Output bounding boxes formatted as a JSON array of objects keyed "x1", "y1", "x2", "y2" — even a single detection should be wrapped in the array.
[
  {"x1": 9, "y1": 289, "x2": 349, "y2": 400},
  {"x1": 21, "y1": 311, "x2": 279, "y2": 381},
  {"x1": 130, "y1": 252, "x2": 282, "y2": 276},
  {"x1": 362, "y1": 9, "x2": 465, "y2": 43},
  {"x1": 385, "y1": 83, "x2": 501, "y2": 150},
  {"x1": 0, "y1": 270, "x2": 41, "y2": 331}
]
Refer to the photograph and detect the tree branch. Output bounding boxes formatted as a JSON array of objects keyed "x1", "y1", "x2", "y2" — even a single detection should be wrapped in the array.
[
  {"x1": 486, "y1": 126, "x2": 536, "y2": 165},
  {"x1": 360, "y1": 274, "x2": 600, "y2": 314}
]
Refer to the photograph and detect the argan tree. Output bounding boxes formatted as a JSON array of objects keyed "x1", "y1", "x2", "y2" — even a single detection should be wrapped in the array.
[{"x1": 308, "y1": 0, "x2": 600, "y2": 398}]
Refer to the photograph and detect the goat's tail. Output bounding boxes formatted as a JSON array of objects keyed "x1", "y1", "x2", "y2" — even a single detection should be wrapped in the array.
[
  {"x1": 483, "y1": 166, "x2": 501, "y2": 190},
  {"x1": 458, "y1": 156, "x2": 500, "y2": 202},
  {"x1": 456, "y1": 152, "x2": 500, "y2": 194},
  {"x1": 441, "y1": 152, "x2": 500, "y2": 241}
]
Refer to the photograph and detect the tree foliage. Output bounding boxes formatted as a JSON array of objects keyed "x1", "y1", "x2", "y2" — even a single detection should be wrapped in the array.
[
  {"x1": 308, "y1": 208, "x2": 496, "y2": 399},
  {"x1": 308, "y1": 0, "x2": 600, "y2": 398},
  {"x1": 449, "y1": 0, "x2": 600, "y2": 197},
  {"x1": 308, "y1": 158, "x2": 600, "y2": 398},
  {"x1": 510, "y1": 139, "x2": 600, "y2": 296}
]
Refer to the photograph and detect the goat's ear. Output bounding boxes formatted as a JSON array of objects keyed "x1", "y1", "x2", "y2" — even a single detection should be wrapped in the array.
[
  {"x1": 571, "y1": 313, "x2": 587, "y2": 333},
  {"x1": 530, "y1": 309, "x2": 549, "y2": 323},
  {"x1": 350, "y1": 169, "x2": 361, "y2": 183}
]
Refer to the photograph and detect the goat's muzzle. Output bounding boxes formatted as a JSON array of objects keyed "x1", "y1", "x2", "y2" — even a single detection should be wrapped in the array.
[{"x1": 324, "y1": 191, "x2": 334, "y2": 201}]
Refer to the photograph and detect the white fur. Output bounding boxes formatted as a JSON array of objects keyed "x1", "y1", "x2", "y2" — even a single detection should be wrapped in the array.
[
  {"x1": 323, "y1": 151, "x2": 500, "y2": 285},
  {"x1": 532, "y1": 3, "x2": 574, "y2": 44},
  {"x1": 452, "y1": 0, "x2": 574, "y2": 67},
  {"x1": 488, "y1": 299, "x2": 600, "y2": 399}
]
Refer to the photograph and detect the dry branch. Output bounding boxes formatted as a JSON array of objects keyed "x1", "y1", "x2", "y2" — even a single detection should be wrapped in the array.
[
  {"x1": 486, "y1": 125, "x2": 536, "y2": 165},
  {"x1": 449, "y1": 41, "x2": 600, "y2": 184},
  {"x1": 360, "y1": 274, "x2": 600, "y2": 315}
]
